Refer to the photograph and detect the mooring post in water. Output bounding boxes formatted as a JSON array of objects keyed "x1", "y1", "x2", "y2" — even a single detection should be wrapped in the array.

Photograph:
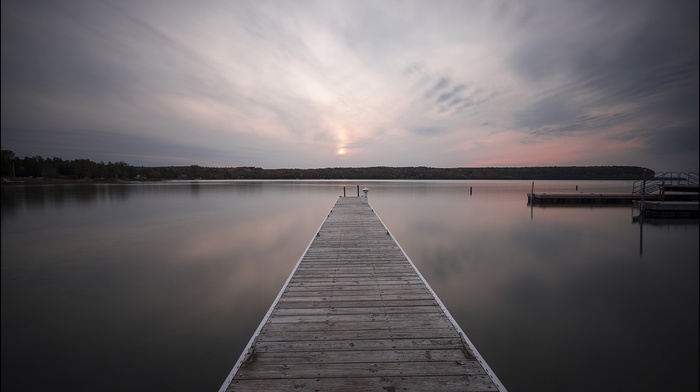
[
  {"x1": 343, "y1": 187, "x2": 346, "y2": 197},
  {"x1": 640, "y1": 178, "x2": 646, "y2": 213},
  {"x1": 470, "y1": 186, "x2": 473, "y2": 195},
  {"x1": 362, "y1": 187, "x2": 369, "y2": 203},
  {"x1": 530, "y1": 181, "x2": 535, "y2": 205},
  {"x1": 357, "y1": 185, "x2": 360, "y2": 197}
]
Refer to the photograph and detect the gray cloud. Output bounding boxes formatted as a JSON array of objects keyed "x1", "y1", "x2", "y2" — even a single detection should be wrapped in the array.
[
  {"x1": 436, "y1": 85, "x2": 466, "y2": 104},
  {"x1": 509, "y1": 1, "x2": 699, "y2": 145},
  {"x1": 515, "y1": 95, "x2": 581, "y2": 130},
  {"x1": 425, "y1": 77, "x2": 451, "y2": 99},
  {"x1": 419, "y1": 75, "x2": 491, "y2": 116},
  {"x1": 1, "y1": 0, "x2": 697, "y2": 171},
  {"x1": 408, "y1": 126, "x2": 447, "y2": 136}
]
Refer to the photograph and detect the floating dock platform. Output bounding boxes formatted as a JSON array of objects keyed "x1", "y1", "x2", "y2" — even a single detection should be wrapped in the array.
[
  {"x1": 528, "y1": 192, "x2": 697, "y2": 205},
  {"x1": 636, "y1": 201, "x2": 699, "y2": 218},
  {"x1": 219, "y1": 196, "x2": 505, "y2": 392}
]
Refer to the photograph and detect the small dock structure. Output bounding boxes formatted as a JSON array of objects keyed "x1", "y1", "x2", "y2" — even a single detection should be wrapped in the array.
[
  {"x1": 527, "y1": 192, "x2": 697, "y2": 205},
  {"x1": 219, "y1": 196, "x2": 505, "y2": 392},
  {"x1": 528, "y1": 171, "x2": 699, "y2": 206},
  {"x1": 636, "y1": 201, "x2": 699, "y2": 218}
]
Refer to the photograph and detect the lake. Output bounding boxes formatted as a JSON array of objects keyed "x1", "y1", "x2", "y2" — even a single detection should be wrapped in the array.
[{"x1": 1, "y1": 180, "x2": 698, "y2": 391}]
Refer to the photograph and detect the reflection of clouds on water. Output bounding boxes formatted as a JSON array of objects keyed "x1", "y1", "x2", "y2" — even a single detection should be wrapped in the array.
[
  {"x1": 2, "y1": 181, "x2": 696, "y2": 392},
  {"x1": 371, "y1": 181, "x2": 698, "y2": 391},
  {"x1": 1, "y1": 181, "x2": 339, "y2": 391}
]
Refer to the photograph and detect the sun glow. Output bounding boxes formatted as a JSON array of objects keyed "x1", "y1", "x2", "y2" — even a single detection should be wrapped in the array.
[{"x1": 335, "y1": 127, "x2": 350, "y2": 156}]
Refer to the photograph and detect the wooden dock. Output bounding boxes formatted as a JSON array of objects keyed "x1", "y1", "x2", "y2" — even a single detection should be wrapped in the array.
[
  {"x1": 219, "y1": 196, "x2": 505, "y2": 392},
  {"x1": 637, "y1": 200, "x2": 699, "y2": 218},
  {"x1": 528, "y1": 192, "x2": 698, "y2": 205}
]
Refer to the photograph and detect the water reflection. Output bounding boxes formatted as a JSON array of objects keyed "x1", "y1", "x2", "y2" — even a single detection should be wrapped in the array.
[
  {"x1": 632, "y1": 212, "x2": 700, "y2": 256},
  {"x1": 1, "y1": 184, "x2": 134, "y2": 216},
  {"x1": 2, "y1": 182, "x2": 339, "y2": 391},
  {"x1": 1, "y1": 181, "x2": 697, "y2": 392},
  {"x1": 369, "y1": 182, "x2": 698, "y2": 392}
]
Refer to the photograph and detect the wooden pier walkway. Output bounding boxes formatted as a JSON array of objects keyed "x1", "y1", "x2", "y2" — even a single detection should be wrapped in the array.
[{"x1": 219, "y1": 196, "x2": 505, "y2": 392}]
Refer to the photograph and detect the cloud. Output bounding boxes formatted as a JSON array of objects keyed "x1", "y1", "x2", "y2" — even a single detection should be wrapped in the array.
[
  {"x1": 1, "y1": 0, "x2": 697, "y2": 171},
  {"x1": 409, "y1": 126, "x2": 447, "y2": 136},
  {"x1": 425, "y1": 77, "x2": 451, "y2": 99},
  {"x1": 494, "y1": 0, "x2": 697, "y2": 172}
]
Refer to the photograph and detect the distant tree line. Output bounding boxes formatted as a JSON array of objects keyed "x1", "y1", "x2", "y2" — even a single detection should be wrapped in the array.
[
  {"x1": 1, "y1": 150, "x2": 652, "y2": 181},
  {"x1": 1, "y1": 150, "x2": 136, "y2": 179}
]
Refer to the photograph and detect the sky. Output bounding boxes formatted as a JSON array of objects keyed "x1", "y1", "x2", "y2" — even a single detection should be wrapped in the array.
[{"x1": 1, "y1": 0, "x2": 698, "y2": 171}]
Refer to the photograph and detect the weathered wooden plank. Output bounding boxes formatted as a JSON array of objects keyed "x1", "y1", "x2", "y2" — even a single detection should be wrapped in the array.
[
  {"x1": 290, "y1": 274, "x2": 419, "y2": 280},
  {"x1": 261, "y1": 319, "x2": 453, "y2": 333},
  {"x1": 235, "y1": 360, "x2": 487, "y2": 379},
  {"x1": 274, "y1": 299, "x2": 439, "y2": 309},
  {"x1": 257, "y1": 338, "x2": 464, "y2": 352},
  {"x1": 284, "y1": 290, "x2": 429, "y2": 298},
  {"x1": 248, "y1": 348, "x2": 470, "y2": 364},
  {"x1": 278, "y1": 294, "x2": 434, "y2": 303},
  {"x1": 256, "y1": 327, "x2": 461, "y2": 342},
  {"x1": 285, "y1": 285, "x2": 429, "y2": 296},
  {"x1": 293, "y1": 267, "x2": 415, "y2": 273},
  {"x1": 272, "y1": 305, "x2": 442, "y2": 316},
  {"x1": 288, "y1": 277, "x2": 422, "y2": 284},
  {"x1": 226, "y1": 375, "x2": 497, "y2": 392},
  {"x1": 287, "y1": 280, "x2": 423, "y2": 288},
  {"x1": 267, "y1": 312, "x2": 443, "y2": 324}
]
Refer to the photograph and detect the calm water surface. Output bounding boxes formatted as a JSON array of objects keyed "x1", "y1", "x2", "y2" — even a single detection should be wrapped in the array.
[{"x1": 2, "y1": 180, "x2": 698, "y2": 391}]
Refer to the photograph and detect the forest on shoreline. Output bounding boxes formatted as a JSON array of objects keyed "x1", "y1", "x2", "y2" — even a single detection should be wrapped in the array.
[{"x1": 1, "y1": 150, "x2": 651, "y2": 181}]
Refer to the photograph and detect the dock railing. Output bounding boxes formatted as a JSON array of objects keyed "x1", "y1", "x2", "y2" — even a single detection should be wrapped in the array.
[{"x1": 632, "y1": 171, "x2": 698, "y2": 195}]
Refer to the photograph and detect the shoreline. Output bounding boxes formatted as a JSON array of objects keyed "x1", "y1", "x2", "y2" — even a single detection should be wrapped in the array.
[
  {"x1": 2, "y1": 176, "x2": 641, "y2": 185},
  {"x1": 1, "y1": 177, "x2": 135, "y2": 185}
]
